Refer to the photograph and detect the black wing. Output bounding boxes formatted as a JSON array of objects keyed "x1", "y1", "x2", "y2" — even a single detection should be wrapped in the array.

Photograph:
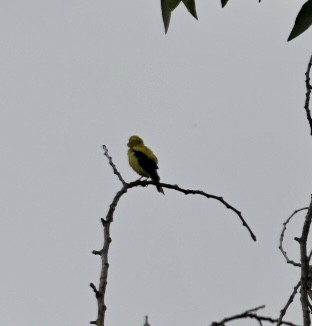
[{"x1": 133, "y1": 150, "x2": 164, "y2": 194}]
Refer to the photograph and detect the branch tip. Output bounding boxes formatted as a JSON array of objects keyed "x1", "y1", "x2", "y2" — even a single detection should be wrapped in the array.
[
  {"x1": 90, "y1": 283, "x2": 98, "y2": 294},
  {"x1": 102, "y1": 144, "x2": 126, "y2": 185},
  {"x1": 127, "y1": 181, "x2": 257, "y2": 242}
]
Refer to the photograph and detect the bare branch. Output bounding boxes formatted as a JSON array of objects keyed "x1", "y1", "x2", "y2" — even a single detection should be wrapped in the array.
[
  {"x1": 124, "y1": 178, "x2": 256, "y2": 240},
  {"x1": 277, "y1": 280, "x2": 301, "y2": 326},
  {"x1": 304, "y1": 54, "x2": 312, "y2": 136},
  {"x1": 245, "y1": 305, "x2": 267, "y2": 314},
  {"x1": 102, "y1": 145, "x2": 126, "y2": 185},
  {"x1": 89, "y1": 283, "x2": 99, "y2": 296},
  {"x1": 211, "y1": 305, "x2": 266, "y2": 325},
  {"x1": 279, "y1": 207, "x2": 308, "y2": 267},
  {"x1": 91, "y1": 146, "x2": 257, "y2": 325},
  {"x1": 156, "y1": 182, "x2": 256, "y2": 241},
  {"x1": 103, "y1": 145, "x2": 256, "y2": 241},
  {"x1": 210, "y1": 305, "x2": 299, "y2": 326},
  {"x1": 92, "y1": 250, "x2": 102, "y2": 256},
  {"x1": 298, "y1": 195, "x2": 312, "y2": 326},
  {"x1": 144, "y1": 316, "x2": 151, "y2": 326},
  {"x1": 89, "y1": 186, "x2": 127, "y2": 325}
]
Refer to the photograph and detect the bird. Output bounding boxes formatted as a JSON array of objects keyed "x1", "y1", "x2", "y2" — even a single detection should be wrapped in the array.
[{"x1": 127, "y1": 135, "x2": 164, "y2": 194}]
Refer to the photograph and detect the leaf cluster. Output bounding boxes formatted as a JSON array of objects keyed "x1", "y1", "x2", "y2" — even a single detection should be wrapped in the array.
[{"x1": 161, "y1": 0, "x2": 312, "y2": 41}]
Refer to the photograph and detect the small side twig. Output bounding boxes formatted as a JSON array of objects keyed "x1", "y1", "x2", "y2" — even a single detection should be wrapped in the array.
[
  {"x1": 279, "y1": 207, "x2": 308, "y2": 267},
  {"x1": 304, "y1": 54, "x2": 312, "y2": 136},
  {"x1": 276, "y1": 280, "x2": 301, "y2": 326}
]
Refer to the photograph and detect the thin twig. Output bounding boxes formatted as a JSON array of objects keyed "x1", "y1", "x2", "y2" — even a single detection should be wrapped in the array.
[
  {"x1": 299, "y1": 195, "x2": 312, "y2": 326},
  {"x1": 152, "y1": 181, "x2": 256, "y2": 241},
  {"x1": 277, "y1": 280, "x2": 301, "y2": 326},
  {"x1": 102, "y1": 145, "x2": 126, "y2": 185},
  {"x1": 124, "y1": 179, "x2": 256, "y2": 241},
  {"x1": 279, "y1": 207, "x2": 308, "y2": 267},
  {"x1": 246, "y1": 305, "x2": 267, "y2": 314},
  {"x1": 304, "y1": 54, "x2": 312, "y2": 136}
]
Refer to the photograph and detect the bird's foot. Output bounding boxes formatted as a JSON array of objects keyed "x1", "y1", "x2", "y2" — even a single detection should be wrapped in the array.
[{"x1": 136, "y1": 177, "x2": 149, "y2": 182}]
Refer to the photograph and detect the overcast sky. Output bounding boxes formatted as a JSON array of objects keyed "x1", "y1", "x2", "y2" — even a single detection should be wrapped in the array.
[{"x1": 1, "y1": 1, "x2": 312, "y2": 325}]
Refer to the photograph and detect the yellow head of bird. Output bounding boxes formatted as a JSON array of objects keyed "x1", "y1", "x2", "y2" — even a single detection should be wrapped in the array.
[{"x1": 128, "y1": 135, "x2": 144, "y2": 148}]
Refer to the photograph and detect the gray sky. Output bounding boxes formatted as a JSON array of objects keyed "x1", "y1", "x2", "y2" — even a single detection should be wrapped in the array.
[{"x1": 1, "y1": 1, "x2": 312, "y2": 325}]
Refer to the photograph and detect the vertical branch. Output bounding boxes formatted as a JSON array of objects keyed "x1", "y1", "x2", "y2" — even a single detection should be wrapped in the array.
[
  {"x1": 89, "y1": 145, "x2": 128, "y2": 325},
  {"x1": 144, "y1": 316, "x2": 151, "y2": 326},
  {"x1": 299, "y1": 195, "x2": 312, "y2": 326},
  {"x1": 90, "y1": 187, "x2": 128, "y2": 325},
  {"x1": 90, "y1": 219, "x2": 112, "y2": 326},
  {"x1": 304, "y1": 54, "x2": 312, "y2": 136}
]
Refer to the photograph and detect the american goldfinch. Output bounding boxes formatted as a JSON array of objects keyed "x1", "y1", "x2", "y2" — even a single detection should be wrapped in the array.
[{"x1": 127, "y1": 135, "x2": 164, "y2": 194}]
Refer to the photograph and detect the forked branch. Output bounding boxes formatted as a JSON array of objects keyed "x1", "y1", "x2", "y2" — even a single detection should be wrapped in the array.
[
  {"x1": 90, "y1": 145, "x2": 257, "y2": 325},
  {"x1": 210, "y1": 305, "x2": 299, "y2": 326}
]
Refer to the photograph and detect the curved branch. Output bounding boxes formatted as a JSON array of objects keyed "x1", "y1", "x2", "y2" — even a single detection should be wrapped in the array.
[
  {"x1": 91, "y1": 146, "x2": 257, "y2": 325},
  {"x1": 130, "y1": 180, "x2": 256, "y2": 241},
  {"x1": 279, "y1": 207, "x2": 308, "y2": 267}
]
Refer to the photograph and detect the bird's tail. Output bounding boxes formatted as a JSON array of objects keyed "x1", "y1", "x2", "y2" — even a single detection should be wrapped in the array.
[
  {"x1": 150, "y1": 170, "x2": 165, "y2": 194},
  {"x1": 156, "y1": 183, "x2": 165, "y2": 194}
]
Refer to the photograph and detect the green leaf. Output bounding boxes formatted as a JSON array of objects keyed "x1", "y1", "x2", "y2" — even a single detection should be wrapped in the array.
[
  {"x1": 221, "y1": 0, "x2": 229, "y2": 7},
  {"x1": 182, "y1": 0, "x2": 198, "y2": 19},
  {"x1": 161, "y1": 0, "x2": 172, "y2": 33},
  {"x1": 161, "y1": 0, "x2": 197, "y2": 33},
  {"x1": 168, "y1": 0, "x2": 181, "y2": 11},
  {"x1": 288, "y1": 0, "x2": 312, "y2": 41},
  {"x1": 161, "y1": 0, "x2": 182, "y2": 33}
]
